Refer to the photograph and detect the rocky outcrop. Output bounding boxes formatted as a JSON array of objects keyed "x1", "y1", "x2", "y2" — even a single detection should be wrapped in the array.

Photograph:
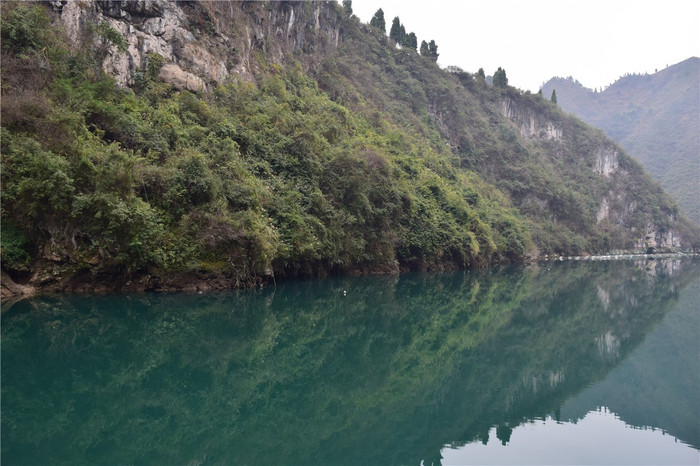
[
  {"x1": 594, "y1": 146, "x2": 620, "y2": 177},
  {"x1": 157, "y1": 63, "x2": 205, "y2": 92},
  {"x1": 1, "y1": 271, "x2": 36, "y2": 302},
  {"x1": 634, "y1": 224, "x2": 683, "y2": 252},
  {"x1": 500, "y1": 97, "x2": 563, "y2": 141},
  {"x1": 52, "y1": 0, "x2": 343, "y2": 90}
]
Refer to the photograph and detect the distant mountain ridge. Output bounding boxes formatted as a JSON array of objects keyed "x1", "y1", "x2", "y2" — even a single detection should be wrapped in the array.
[{"x1": 542, "y1": 58, "x2": 700, "y2": 223}]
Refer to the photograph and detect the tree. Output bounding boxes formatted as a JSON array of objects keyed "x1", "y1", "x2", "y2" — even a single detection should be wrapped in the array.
[
  {"x1": 404, "y1": 32, "x2": 417, "y2": 51},
  {"x1": 93, "y1": 20, "x2": 128, "y2": 63},
  {"x1": 493, "y1": 67, "x2": 508, "y2": 87},
  {"x1": 428, "y1": 40, "x2": 439, "y2": 61},
  {"x1": 370, "y1": 8, "x2": 386, "y2": 33},
  {"x1": 477, "y1": 68, "x2": 486, "y2": 80},
  {"x1": 550, "y1": 89, "x2": 557, "y2": 103},
  {"x1": 389, "y1": 17, "x2": 403, "y2": 43},
  {"x1": 420, "y1": 39, "x2": 438, "y2": 61},
  {"x1": 537, "y1": 88, "x2": 543, "y2": 96},
  {"x1": 420, "y1": 40, "x2": 429, "y2": 57},
  {"x1": 342, "y1": 0, "x2": 352, "y2": 15}
]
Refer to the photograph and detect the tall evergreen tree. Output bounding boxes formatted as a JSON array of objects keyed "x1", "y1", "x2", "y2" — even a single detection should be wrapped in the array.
[
  {"x1": 370, "y1": 8, "x2": 386, "y2": 33},
  {"x1": 428, "y1": 39, "x2": 439, "y2": 61},
  {"x1": 389, "y1": 17, "x2": 403, "y2": 43},
  {"x1": 404, "y1": 32, "x2": 417, "y2": 51},
  {"x1": 493, "y1": 67, "x2": 508, "y2": 87},
  {"x1": 342, "y1": 0, "x2": 352, "y2": 15},
  {"x1": 550, "y1": 89, "x2": 557, "y2": 103},
  {"x1": 420, "y1": 40, "x2": 429, "y2": 57},
  {"x1": 477, "y1": 68, "x2": 486, "y2": 79}
]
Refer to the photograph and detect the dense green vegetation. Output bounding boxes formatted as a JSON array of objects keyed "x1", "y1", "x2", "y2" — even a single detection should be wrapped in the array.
[
  {"x1": 318, "y1": 13, "x2": 694, "y2": 254},
  {"x1": 1, "y1": 4, "x2": 528, "y2": 288},
  {"x1": 1, "y1": 3, "x2": 695, "y2": 291}
]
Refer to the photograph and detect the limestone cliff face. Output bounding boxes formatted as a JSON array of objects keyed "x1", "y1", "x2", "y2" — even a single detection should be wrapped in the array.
[
  {"x1": 51, "y1": 0, "x2": 343, "y2": 90},
  {"x1": 594, "y1": 146, "x2": 620, "y2": 177},
  {"x1": 633, "y1": 224, "x2": 682, "y2": 251},
  {"x1": 500, "y1": 97, "x2": 563, "y2": 141}
]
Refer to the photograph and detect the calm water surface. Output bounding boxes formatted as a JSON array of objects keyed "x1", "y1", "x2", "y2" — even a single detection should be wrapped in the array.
[{"x1": 2, "y1": 259, "x2": 699, "y2": 464}]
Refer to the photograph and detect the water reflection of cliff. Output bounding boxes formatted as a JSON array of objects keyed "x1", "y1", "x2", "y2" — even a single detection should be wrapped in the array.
[
  {"x1": 560, "y1": 265, "x2": 700, "y2": 450},
  {"x1": 2, "y1": 258, "x2": 698, "y2": 464}
]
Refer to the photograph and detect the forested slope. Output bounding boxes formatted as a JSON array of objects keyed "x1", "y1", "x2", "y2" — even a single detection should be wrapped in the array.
[
  {"x1": 542, "y1": 58, "x2": 700, "y2": 223},
  {"x1": 1, "y1": 1, "x2": 696, "y2": 295}
]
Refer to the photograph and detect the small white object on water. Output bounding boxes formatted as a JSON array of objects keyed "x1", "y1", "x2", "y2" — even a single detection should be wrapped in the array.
[{"x1": 343, "y1": 290, "x2": 347, "y2": 296}]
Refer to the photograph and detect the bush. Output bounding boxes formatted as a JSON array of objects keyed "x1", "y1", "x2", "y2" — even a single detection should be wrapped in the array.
[
  {"x1": 0, "y1": 221, "x2": 30, "y2": 270},
  {"x1": 1, "y1": 4, "x2": 51, "y2": 56}
]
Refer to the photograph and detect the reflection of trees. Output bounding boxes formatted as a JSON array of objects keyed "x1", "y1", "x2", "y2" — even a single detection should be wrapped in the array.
[{"x1": 2, "y1": 259, "x2": 697, "y2": 464}]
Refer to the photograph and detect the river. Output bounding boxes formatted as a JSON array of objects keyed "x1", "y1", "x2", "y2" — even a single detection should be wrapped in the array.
[{"x1": 2, "y1": 258, "x2": 698, "y2": 464}]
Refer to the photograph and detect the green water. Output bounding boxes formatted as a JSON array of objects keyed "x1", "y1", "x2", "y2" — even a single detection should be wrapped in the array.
[{"x1": 2, "y1": 259, "x2": 699, "y2": 465}]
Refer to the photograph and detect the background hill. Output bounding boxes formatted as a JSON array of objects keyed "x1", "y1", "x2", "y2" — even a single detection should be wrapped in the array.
[
  {"x1": 542, "y1": 58, "x2": 700, "y2": 223},
  {"x1": 1, "y1": 1, "x2": 697, "y2": 294}
]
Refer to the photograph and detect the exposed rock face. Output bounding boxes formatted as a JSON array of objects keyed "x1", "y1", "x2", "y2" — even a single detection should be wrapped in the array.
[
  {"x1": 596, "y1": 192, "x2": 684, "y2": 252},
  {"x1": 594, "y1": 146, "x2": 619, "y2": 177},
  {"x1": 53, "y1": 0, "x2": 343, "y2": 90},
  {"x1": 634, "y1": 224, "x2": 682, "y2": 251},
  {"x1": 596, "y1": 197, "x2": 610, "y2": 223},
  {"x1": 157, "y1": 63, "x2": 205, "y2": 92},
  {"x1": 1, "y1": 271, "x2": 36, "y2": 302},
  {"x1": 500, "y1": 98, "x2": 563, "y2": 141}
]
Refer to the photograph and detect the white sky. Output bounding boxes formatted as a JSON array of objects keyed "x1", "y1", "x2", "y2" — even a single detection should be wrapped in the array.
[{"x1": 351, "y1": 0, "x2": 700, "y2": 92}]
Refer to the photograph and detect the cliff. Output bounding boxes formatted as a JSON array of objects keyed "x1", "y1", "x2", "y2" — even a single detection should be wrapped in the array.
[{"x1": 52, "y1": 0, "x2": 343, "y2": 90}]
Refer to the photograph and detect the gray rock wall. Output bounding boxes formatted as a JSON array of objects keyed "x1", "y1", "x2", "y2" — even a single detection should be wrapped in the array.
[{"x1": 52, "y1": 0, "x2": 343, "y2": 90}]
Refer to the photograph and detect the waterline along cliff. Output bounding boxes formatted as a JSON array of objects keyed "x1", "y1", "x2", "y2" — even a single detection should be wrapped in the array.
[{"x1": 1, "y1": 1, "x2": 698, "y2": 296}]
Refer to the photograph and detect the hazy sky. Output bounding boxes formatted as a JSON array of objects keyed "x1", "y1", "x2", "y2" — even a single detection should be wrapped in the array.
[{"x1": 351, "y1": 0, "x2": 700, "y2": 92}]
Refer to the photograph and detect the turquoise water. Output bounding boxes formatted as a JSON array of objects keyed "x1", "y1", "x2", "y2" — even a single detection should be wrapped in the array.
[{"x1": 2, "y1": 259, "x2": 699, "y2": 464}]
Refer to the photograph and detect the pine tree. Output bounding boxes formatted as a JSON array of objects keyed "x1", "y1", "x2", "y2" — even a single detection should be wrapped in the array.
[
  {"x1": 370, "y1": 8, "x2": 386, "y2": 33},
  {"x1": 342, "y1": 0, "x2": 352, "y2": 15},
  {"x1": 420, "y1": 40, "x2": 429, "y2": 57},
  {"x1": 389, "y1": 17, "x2": 403, "y2": 43},
  {"x1": 404, "y1": 32, "x2": 417, "y2": 51},
  {"x1": 477, "y1": 68, "x2": 486, "y2": 80},
  {"x1": 428, "y1": 40, "x2": 439, "y2": 61},
  {"x1": 550, "y1": 89, "x2": 557, "y2": 103},
  {"x1": 493, "y1": 67, "x2": 508, "y2": 87}
]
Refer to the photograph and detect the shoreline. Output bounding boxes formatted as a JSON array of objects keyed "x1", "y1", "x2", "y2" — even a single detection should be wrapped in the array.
[
  {"x1": 2, "y1": 251, "x2": 698, "y2": 304},
  {"x1": 541, "y1": 251, "x2": 700, "y2": 262}
]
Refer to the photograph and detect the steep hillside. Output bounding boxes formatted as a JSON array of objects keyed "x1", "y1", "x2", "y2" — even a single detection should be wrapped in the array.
[
  {"x1": 542, "y1": 58, "x2": 700, "y2": 223},
  {"x1": 1, "y1": 1, "x2": 697, "y2": 295}
]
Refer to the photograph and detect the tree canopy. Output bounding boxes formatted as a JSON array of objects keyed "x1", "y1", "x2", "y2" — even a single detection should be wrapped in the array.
[
  {"x1": 370, "y1": 8, "x2": 386, "y2": 33},
  {"x1": 420, "y1": 39, "x2": 439, "y2": 61},
  {"x1": 404, "y1": 32, "x2": 417, "y2": 51},
  {"x1": 389, "y1": 17, "x2": 403, "y2": 44},
  {"x1": 493, "y1": 67, "x2": 508, "y2": 87}
]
